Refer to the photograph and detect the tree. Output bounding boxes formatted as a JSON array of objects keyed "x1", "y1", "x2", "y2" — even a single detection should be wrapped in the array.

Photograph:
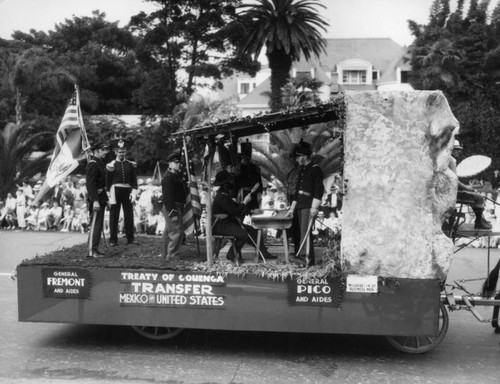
[
  {"x1": 129, "y1": 0, "x2": 259, "y2": 115},
  {"x1": 407, "y1": 0, "x2": 500, "y2": 171},
  {"x1": 0, "y1": 122, "x2": 52, "y2": 198},
  {"x1": 238, "y1": 0, "x2": 328, "y2": 111}
]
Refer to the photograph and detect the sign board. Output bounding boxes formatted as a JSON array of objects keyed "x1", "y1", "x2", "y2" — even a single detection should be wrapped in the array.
[
  {"x1": 42, "y1": 268, "x2": 92, "y2": 298},
  {"x1": 119, "y1": 271, "x2": 226, "y2": 309},
  {"x1": 345, "y1": 275, "x2": 378, "y2": 293},
  {"x1": 289, "y1": 276, "x2": 343, "y2": 307}
]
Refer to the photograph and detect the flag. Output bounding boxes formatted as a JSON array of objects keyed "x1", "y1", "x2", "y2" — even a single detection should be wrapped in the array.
[
  {"x1": 181, "y1": 141, "x2": 202, "y2": 236},
  {"x1": 182, "y1": 181, "x2": 202, "y2": 235},
  {"x1": 33, "y1": 90, "x2": 89, "y2": 204}
]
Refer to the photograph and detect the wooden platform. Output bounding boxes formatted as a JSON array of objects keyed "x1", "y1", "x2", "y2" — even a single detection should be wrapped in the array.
[{"x1": 455, "y1": 223, "x2": 500, "y2": 238}]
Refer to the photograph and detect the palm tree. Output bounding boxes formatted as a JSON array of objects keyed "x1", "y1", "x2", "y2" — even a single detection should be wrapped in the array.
[
  {"x1": 0, "y1": 122, "x2": 52, "y2": 198},
  {"x1": 238, "y1": 0, "x2": 328, "y2": 111}
]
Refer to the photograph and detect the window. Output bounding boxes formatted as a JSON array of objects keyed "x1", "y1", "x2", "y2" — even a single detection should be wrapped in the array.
[
  {"x1": 400, "y1": 71, "x2": 410, "y2": 84},
  {"x1": 295, "y1": 70, "x2": 313, "y2": 82},
  {"x1": 240, "y1": 83, "x2": 250, "y2": 94},
  {"x1": 343, "y1": 70, "x2": 367, "y2": 84},
  {"x1": 372, "y1": 71, "x2": 379, "y2": 81}
]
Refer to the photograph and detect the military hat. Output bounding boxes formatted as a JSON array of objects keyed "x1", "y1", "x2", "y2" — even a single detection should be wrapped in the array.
[
  {"x1": 240, "y1": 139, "x2": 252, "y2": 157},
  {"x1": 213, "y1": 170, "x2": 234, "y2": 186},
  {"x1": 290, "y1": 140, "x2": 312, "y2": 157},
  {"x1": 166, "y1": 150, "x2": 182, "y2": 163},
  {"x1": 91, "y1": 141, "x2": 110, "y2": 151}
]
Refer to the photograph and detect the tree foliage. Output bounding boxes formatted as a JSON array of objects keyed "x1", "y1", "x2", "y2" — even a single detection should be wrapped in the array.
[
  {"x1": 407, "y1": 0, "x2": 500, "y2": 171},
  {"x1": 237, "y1": 0, "x2": 328, "y2": 111}
]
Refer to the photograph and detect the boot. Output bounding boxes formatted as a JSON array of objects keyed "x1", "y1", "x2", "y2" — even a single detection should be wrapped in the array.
[{"x1": 474, "y1": 209, "x2": 492, "y2": 230}]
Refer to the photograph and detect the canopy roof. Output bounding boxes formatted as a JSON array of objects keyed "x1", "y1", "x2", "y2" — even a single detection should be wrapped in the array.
[{"x1": 172, "y1": 102, "x2": 341, "y2": 139}]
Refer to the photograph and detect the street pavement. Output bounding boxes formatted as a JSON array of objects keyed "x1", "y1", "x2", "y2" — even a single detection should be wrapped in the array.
[{"x1": 0, "y1": 229, "x2": 499, "y2": 384}]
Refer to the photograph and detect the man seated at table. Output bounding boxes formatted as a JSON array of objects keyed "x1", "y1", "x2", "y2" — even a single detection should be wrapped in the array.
[{"x1": 212, "y1": 170, "x2": 276, "y2": 263}]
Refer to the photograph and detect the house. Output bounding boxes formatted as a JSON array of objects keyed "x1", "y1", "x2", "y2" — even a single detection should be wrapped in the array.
[{"x1": 219, "y1": 38, "x2": 412, "y2": 116}]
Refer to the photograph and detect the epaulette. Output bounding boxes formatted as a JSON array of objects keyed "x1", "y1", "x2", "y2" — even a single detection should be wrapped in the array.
[
  {"x1": 88, "y1": 159, "x2": 96, "y2": 164},
  {"x1": 129, "y1": 160, "x2": 137, "y2": 168},
  {"x1": 313, "y1": 164, "x2": 320, "y2": 168}
]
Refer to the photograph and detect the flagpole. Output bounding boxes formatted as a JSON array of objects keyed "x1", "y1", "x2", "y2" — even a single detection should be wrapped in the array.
[{"x1": 182, "y1": 136, "x2": 201, "y2": 257}]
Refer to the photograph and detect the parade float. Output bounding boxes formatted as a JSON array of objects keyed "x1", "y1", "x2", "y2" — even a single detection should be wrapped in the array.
[{"x1": 17, "y1": 90, "x2": 500, "y2": 353}]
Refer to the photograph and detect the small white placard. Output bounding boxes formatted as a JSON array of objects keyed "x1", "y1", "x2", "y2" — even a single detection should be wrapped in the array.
[{"x1": 346, "y1": 275, "x2": 378, "y2": 293}]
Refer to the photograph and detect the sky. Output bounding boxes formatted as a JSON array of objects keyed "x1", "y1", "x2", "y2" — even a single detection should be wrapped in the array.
[{"x1": 0, "y1": 0, "x2": 440, "y2": 46}]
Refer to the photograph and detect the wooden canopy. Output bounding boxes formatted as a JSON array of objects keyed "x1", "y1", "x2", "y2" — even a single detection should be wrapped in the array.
[{"x1": 172, "y1": 102, "x2": 341, "y2": 139}]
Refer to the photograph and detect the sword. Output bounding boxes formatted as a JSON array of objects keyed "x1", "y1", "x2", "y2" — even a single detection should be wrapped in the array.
[{"x1": 295, "y1": 215, "x2": 315, "y2": 265}]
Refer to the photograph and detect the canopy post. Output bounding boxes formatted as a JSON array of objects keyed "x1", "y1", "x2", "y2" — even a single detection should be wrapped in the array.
[{"x1": 205, "y1": 150, "x2": 214, "y2": 264}]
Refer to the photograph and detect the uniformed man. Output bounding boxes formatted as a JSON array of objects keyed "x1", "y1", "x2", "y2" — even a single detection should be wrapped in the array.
[
  {"x1": 106, "y1": 138, "x2": 138, "y2": 246},
  {"x1": 234, "y1": 139, "x2": 263, "y2": 209},
  {"x1": 287, "y1": 140, "x2": 324, "y2": 266},
  {"x1": 86, "y1": 142, "x2": 110, "y2": 258},
  {"x1": 212, "y1": 169, "x2": 276, "y2": 263},
  {"x1": 161, "y1": 151, "x2": 188, "y2": 260}
]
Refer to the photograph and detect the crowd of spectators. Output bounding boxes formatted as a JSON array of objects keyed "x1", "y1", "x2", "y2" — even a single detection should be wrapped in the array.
[{"x1": 0, "y1": 173, "x2": 343, "y2": 246}]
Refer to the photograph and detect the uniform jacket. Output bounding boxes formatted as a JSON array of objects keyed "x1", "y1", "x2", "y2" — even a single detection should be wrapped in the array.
[
  {"x1": 106, "y1": 159, "x2": 138, "y2": 190},
  {"x1": 86, "y1": 156, "x2": 108, "y2": 203},
  {"x1": 294, "y1": 161, "x2": 324, "y2": 209},
  {"x1": 212, "y1": 187, "x2": 249, "y2": 223},
  {"x1": 161, "y1": 170, "x2": 188, "y2": 218}
]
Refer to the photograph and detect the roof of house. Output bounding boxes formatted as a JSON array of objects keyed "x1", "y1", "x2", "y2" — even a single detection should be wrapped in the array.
[
  {"x1": 295, "y1": 37, "x2": 407, "y2": 73},
  {"x1": 235, "y1": 38, "x2": 408, "y2": 106}
]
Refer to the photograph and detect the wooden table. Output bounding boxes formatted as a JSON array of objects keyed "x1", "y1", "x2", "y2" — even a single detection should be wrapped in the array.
[{"x1": 250, "y1": 212, "x2": 293, "y2": 263}]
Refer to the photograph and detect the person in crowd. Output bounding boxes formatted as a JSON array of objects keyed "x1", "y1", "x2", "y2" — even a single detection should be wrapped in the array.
[
  {"x1": 234, "y1": 139, "x2": 263, "y2": 210},
  {"x1": 86, "y1": 142, "x2": 110, "y2": 257},
  {"x1": 50, "y1": 181, "x2": 64, "y2": 206},
  {"x1": 74, "y1": 179, "x2": 87, "y2": 209},
  {"x1": 134, "y1": 206, "x2": 148, "y2": 234},
  {"x1": 161, "y1": 151, "x2": 187, "y2": 260},
  {"x1": 287, "y1": 140, "x2": 324, "y2": 266},
  {"x1": 25, "y1": 202, "x2": 40, "y2": 230},
  {"x1": 0, "y1": 200, "x2": 7, "y2": 228},
  {"x1": 60, "y1": 205, "x2": 74, "y2": 232},
  {"x1": 106, "y1": 138, "x2": 139, "y2": 246},
  {"x1": 212, "y1": 169, "x2": 276, "y2": 263},
  {"x1": 22, "y1": 181, "x2": 34, "y2": 200},
  {"x1": 47, "y1": 201, "x2": 63, "y2": 230},
  {"x1": 75, "y1": 204, "x2": 90, "y2": 233},
  {"x1": 15, "y1": 188, "x2": 27, "y2": 229},
  {"x1": 37, "y1": 202, "x2": 51, "y2": 231},
  {"x1": 4, "y1": 193, "x2": 17, "y2": 229},
  {"x1": 450, "y1": 140, "x2": 491, "y2": 230},
  {"x1": 138, "y1": 178, "x2": 155, "y2": 215}
]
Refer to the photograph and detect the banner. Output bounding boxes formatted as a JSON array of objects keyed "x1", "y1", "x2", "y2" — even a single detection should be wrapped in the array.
[{"x1": 34, "y1": 88, "x2": 89, "y2": 204}]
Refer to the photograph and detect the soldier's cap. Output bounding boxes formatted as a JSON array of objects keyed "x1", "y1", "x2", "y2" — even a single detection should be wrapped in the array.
[
  {"x1": 213, "y1": 170, "x2": 234, "y2": 186},
  {"x1": 112, "y1": 135, "x2": 131, "y2": 151},
  {"x1": 166, "y1": 150, "x2": 182, "y2": 163},
  {"x1": 91, "y1": 142, "x2": 110, "y2": 151},
  {"x1": 290, "y1": 140, "x2": 312, "y2": 157}
]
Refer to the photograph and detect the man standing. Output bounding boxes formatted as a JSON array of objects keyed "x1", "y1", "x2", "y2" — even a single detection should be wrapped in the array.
[
  {"x1": 287, "y1": 140, "x2": 324, "y2": 266},
  {"x1": 106, "y1": 139, "x2": 138, "y2": 246},
  {"x1": 161, "y1": 151, "x2": 187, "y2": 260},
  {"x1": 86, "y1": 142, "x2": 110, "y2": 258},
  {"x1": 235, "y1": 139, "x2": 263, "y2": 209}
]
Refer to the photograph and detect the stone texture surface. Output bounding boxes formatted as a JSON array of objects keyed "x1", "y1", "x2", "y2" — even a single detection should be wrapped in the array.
[{"x1": 341, "y1": 91, "x2": 458, "y2": 279}]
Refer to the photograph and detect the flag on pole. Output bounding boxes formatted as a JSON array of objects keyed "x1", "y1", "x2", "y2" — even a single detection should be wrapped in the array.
[
  {"x1": 181, "y1": 140, "x2": 202, "y2": 236},
  {"x1": 33, "y1": 88, "x2": 90, "y2": 205}
]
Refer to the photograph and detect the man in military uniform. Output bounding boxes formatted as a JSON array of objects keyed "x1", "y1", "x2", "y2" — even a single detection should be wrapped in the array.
[
  {"x1": 287, "y1": 140, "x2": 324, "y2": 266},
  {"x1": 86, "y1": 142, "x2": 110, "y2": 258},
  {"x1": 106, "y1": 138, "x2": 138, "y2": 246},
  {"x1": 212, "y1": 169, "x2": 276, "y2": 263},
  {"x1": 235, "y1": 139, "x2": 263, "y2": 209},
  {"x1": 161, "y1": 151, "x2": 187, "y2": 260}
]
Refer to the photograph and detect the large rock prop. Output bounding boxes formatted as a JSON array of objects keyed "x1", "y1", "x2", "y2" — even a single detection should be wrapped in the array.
[{"x1": 341, "y1": 91, "x2": 458, "y2": 279}]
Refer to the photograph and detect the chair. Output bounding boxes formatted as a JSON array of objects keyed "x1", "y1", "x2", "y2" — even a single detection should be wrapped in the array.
[{"x1": 212, "y1": 235, "x2": 240, "y2": 261}]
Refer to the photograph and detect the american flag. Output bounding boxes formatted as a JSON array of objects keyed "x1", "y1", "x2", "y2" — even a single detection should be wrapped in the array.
[
  {"x1": 181, "y1": 145, "x2": 202, "y2": 235},
  {"x1": 33, "y1": 90, "x2": 89, "y2": 204}
]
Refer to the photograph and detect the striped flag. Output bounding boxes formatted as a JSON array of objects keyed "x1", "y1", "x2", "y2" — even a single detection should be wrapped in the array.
[
  {"x1": 181, "y1": 142, "x2": 202, "y2": 236},
  {"x1": 182, "y1": 181, "x2": 202, "y2": 235},
  {"x1": 33, "y1": 90, "x2": 90, "y2": 205}
]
